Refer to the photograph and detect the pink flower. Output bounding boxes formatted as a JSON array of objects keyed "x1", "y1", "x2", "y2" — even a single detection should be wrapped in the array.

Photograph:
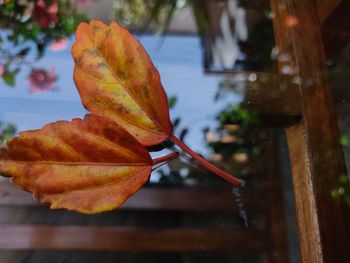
[
  {"x1": 0, "y1": 65, "x2": 4, "y2": 76},
  {"x1": 34, "y1": 0, "x2": 59, "y2": 28},
  {"x1": 28, "y1": 68, "x2": 57, "y2": 94},
  {"x1": 49, "y1": 38, "x2": 69, "y2": 52}
]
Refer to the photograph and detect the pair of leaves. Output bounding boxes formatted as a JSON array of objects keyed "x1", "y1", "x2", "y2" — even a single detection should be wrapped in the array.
[{"x1": 0, "y1": 20, "x2": 241, "y2": 214}]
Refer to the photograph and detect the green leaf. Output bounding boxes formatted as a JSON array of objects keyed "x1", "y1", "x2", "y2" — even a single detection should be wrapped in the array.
[
  {"x1": 168, "y1": 96, "x2": 177, "y2": 108},
  {"x1": 2, "y1": 124, "x2": 16, "y2": 141},
  {"x1": 340, "y1": 135, "x2": 350, "y2": 146},
  {"x1": 2, "y1": 71, "x2": 16, "y2": 87},
  {"x1": 5, "y1": 1, "x2": 15, "y2": 11},
  {"x1": 30, "y1": 25, "x2": 41, "y2": 38}
]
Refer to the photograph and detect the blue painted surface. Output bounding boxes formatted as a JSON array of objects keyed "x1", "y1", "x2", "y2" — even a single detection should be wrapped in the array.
[{"x1": 0, "y1": 34, "x2": 241, "y2": 155}]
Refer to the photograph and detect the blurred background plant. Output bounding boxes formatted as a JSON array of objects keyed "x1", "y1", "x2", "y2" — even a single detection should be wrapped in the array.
[
  {"x1": 0, "y1": 122, "x2": 16, "y2": 147},
  {"x1": 111, "y1": 0, "x2": 186, "y2": 33},
  {"x1": 0, "y1": 0, "x2": 86, "y2": 89}
]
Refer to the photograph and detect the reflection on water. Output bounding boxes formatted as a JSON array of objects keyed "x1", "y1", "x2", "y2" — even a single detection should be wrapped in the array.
[{"x1": 1, "y1": 0, "x2": 349, "y2": 262}]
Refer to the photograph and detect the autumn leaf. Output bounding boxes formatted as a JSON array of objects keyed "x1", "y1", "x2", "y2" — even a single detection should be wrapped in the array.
[
  {"x1": 0, "y1": 20, "x2": 241, "y2": 215},
  {"x1": 0, "y1": 114, "x2": 176, "y2": 214},
  {"x1": 72, "y1": 20, "x2": 172, "y2": 147},
  {"x1": 72, "y1": 20, "x2": 242, "y2": 186}
]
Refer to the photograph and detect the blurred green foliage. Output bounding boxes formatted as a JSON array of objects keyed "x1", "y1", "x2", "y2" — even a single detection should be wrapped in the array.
[
  {"x1": 219, "y1": 104, "x2": 261, "y2": 129},
  {"x1": 0, "y1": 0, "x2": 86, "y2": 55},
  {"x1": 0, "y1": 0, "x2": 86, "y2": 87},
  {"x1": 168, "y1": 96, "x2": 177, "y2": 109},
  {"x1": 340, "y1": 135, "x2": 350, "y2": 146},
  {"x1": 331, "y1": 174, "x2": 350, "y2": 206},
  {"x1": 112, "y1": 0, "x2": 186, "y2": 33},
  {"x1": 0, "y1": 122, "x2": 16, "y2": 147}
]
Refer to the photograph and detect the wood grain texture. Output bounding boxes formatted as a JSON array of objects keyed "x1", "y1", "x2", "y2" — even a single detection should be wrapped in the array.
[
  {"x1": 270, "y1": 0, "x2": 350, "y2": 262},
  {"x1": 0, "y1": 224, "x2": 270, "y2": 251},
  {"x1": 285, "y1": 124, "x2": 323, "y2": 261},
  {"x1": 0, "y1": 183, "x2": 261, "y2": 212}
]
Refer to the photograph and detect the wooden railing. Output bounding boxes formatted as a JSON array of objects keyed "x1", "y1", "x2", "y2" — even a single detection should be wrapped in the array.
[{"x1": 0, "y1": 182, "x2": 269, "y2": 252}]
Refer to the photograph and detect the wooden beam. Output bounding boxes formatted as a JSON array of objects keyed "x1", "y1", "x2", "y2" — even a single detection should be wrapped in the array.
[
  {"x1": 317, "y1": 0, "x2": 342, "y2": 24},
  {"x1": 285, "y1": 123, "x2": 324, "y2": 261},
  {"x1": 204, "y1": 71, "x2": 301, "y2": 116},
  {"x1": 0, "y1": 183, "x2": 261, "y2": 212},
  {"x1": 270, "y1": 0, "x2": 350, "y2": 262},
  {"x1": 321, "y1": 0, "x2": 350, "y2": 58},
  {"x1": 0, "y1": 224, "x2": 270, "y2": 251}
]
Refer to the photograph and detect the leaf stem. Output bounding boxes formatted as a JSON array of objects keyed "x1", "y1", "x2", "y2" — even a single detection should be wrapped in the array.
[
  {"x1": 170, "y1": 135, "x2": 243, "y2": 186},
  {"x1": 152, "y1": 152, "x2": 179, "y2": 165}
]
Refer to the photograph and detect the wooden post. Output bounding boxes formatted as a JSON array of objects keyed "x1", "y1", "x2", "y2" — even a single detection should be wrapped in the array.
[{"x1": 270, "y1": 0, "x2": 350, "y2": 262}]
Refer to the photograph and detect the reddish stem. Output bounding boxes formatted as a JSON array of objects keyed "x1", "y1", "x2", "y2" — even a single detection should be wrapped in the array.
[
  {"x1": 170, "y1": 135, "x2": 243, "y2": 186},
  {"x1": 152, "y1": 152, "x2": 179, "y2": 165}
]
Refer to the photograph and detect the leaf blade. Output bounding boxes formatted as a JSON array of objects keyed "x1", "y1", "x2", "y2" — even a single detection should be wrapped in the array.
[
  {"x1": 0, "y1": 114, "x2": 153, "y2": 214},
  {"x1": 72, "y1": 20, "x2": 172, "y2": 146}
]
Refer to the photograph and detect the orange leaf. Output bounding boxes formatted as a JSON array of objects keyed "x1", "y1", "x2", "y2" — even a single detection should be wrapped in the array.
[
  {"x1": 72, "y1": 20, "x2": 242, "y2": 187},
  {"x1": 0, "y1": 114, "x2": 154, "y2": 214},
  {"x1": 72, "y1": 20, "x2": 172, "y2": 147}
]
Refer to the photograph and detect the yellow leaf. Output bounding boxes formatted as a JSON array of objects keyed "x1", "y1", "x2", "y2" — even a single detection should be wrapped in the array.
[
  {"x1": 0, "y1": 114, "x2": 153, "y2": 214},
  {"x1": 72, "y1": 20, "x2": 172, "y2": 146}
]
